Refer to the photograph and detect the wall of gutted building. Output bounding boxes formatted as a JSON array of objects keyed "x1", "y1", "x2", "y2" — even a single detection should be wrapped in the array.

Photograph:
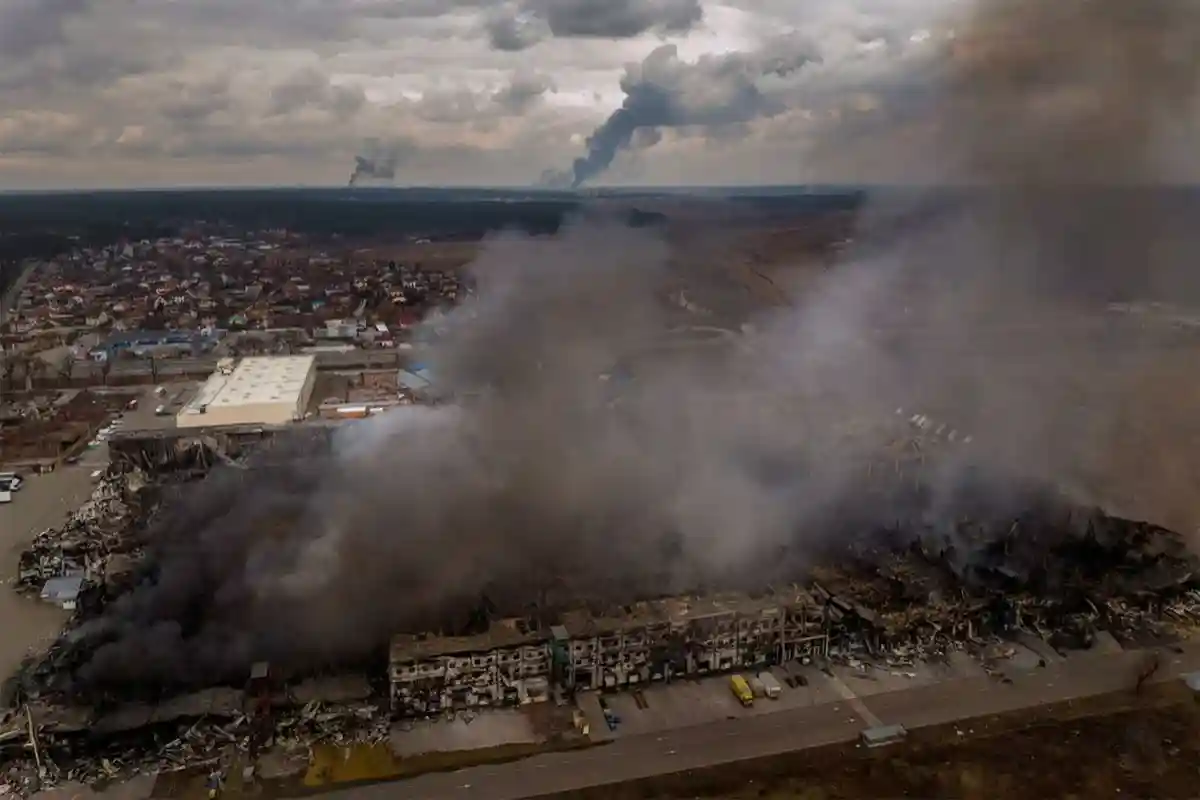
[{"x1": 388, "y1": 592, "x2": 832, "y2": 717}]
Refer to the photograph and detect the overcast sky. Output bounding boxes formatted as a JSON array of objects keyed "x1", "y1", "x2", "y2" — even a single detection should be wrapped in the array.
[{"x1": 0, "y1": 0, "x2": 960, "y2": 189}]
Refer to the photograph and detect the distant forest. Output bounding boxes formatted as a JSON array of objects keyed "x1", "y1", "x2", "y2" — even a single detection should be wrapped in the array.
[
  {"x1": 0, "y1": 189, "x2": 869, "y2": 298},
  {"x1": 0, "y1": 188, "x2": 864, "y2": 240}
]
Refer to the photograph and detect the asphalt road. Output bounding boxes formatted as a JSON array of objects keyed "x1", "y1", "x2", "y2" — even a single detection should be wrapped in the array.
[{"x1": 335, "y1": 642, "x2": 1200, "y2": 800}]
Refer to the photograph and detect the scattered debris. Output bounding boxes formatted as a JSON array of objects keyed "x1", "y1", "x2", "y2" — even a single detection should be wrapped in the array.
[{"x1": 16, "y1": 468, "x2": 148, "y2": 597}]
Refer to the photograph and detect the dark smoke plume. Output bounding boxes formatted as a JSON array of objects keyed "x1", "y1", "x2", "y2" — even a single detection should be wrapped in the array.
[
  {"x1": 567, "y1": 36, "x2": 821, "y2": 187},
  {"x1": 77, "y1": 0, "x2": 1200, "y2": 688},
  {"x1": 347, "y1": 139, "x2": 404, "y2": 186},
  {"x1": 80, "y1": 219, "x2": 892, "y2": 686}
]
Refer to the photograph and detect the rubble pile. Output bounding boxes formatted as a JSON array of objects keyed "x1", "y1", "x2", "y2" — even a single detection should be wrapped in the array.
[
  {"x1": 16, "y1": 469, "x2": 150, "y2": 595},
  {"x1": 0, "y1": 691, "x2": 390, "y2": 793},
  {"x1": 813, "y1": 507, "x2": 1200, "y2": 665},
  {"x1": 273, "y1": 701, "x2": 391, "y2": 749},
  {"x1": 1, "y1": 715, "x2": 242, "y2": 791}
]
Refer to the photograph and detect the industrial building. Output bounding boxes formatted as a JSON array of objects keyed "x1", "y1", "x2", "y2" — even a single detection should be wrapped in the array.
[
  {"x1": 176, "y1": 355, "x2": 316, "y2": 429},
  {"x1": 388, "y1": 588, "x2": 832, "y2": 717}
]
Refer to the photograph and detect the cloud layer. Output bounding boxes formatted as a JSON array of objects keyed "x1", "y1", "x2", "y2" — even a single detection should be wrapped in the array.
[
  {"x1": 0, "y1": 0, "x2": 964, "y2": 188},
  {"x1": 2, "y1": 0, "x2": 1196, "y2": 188}
]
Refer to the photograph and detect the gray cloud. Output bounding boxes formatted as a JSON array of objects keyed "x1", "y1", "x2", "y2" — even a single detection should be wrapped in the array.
[
  {"x1": 491, "y1": 71, "x2": 556, "y2": 113},
  {"x1": 269, "y1": 68, "x2": 367, "y2": 117},
  {"x1": 485, "y1": 0, "x2": 703, "y2": 51},
  {"x1": 0, "y1": 0, "x2": 963, "y2": 187},
  {"x1": 0, "y1": 0, "x2": 86, "y2": 58},
  {"x1": 484, "y1": 9, "x2": 545, "y2": 51},
  {"x1": 535, "y1": 0, "x2": 702, "y2": 38}
]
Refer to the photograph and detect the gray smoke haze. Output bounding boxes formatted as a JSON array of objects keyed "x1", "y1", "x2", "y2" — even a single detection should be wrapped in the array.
[
  {"x1": 827, "y1": 0, "x2": 1200, "y2": 502},
  {"x1": 81, "y1": 219, "x2": 892, "y2": 685},
  {"x1": 347, "y1": 139, "x2": 406, "y2": 186},
  {"x1": 566, "y1": 35, "x2": 821, "y2": 187},
  {"x1": 79, "y1": 0, "x2": 1200, "y2": 686}
]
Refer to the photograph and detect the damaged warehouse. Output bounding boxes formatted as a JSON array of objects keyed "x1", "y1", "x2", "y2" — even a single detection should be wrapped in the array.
[
  {"x1": 5, "y1": 405, "x2": 1200, "y2": 791},
  {"x1": 389, "y1": 588, "x2": 831, "y2": 716},
  {"x1": 5, "y1": 481, "x2": 1200, "y2": 792},
  {"x1": 8, "y1": 343, "x2": 1200, "y2": 793}
]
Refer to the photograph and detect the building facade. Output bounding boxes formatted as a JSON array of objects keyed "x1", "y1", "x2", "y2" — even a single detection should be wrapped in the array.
[{"x1": 389, "y1": 589, "x2": 832, "y2": 717}]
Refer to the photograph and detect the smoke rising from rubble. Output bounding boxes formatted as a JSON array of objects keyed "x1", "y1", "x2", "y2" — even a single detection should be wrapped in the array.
[{"x1": 79, "y1": 0, "x2": 1200, "y2": 687}]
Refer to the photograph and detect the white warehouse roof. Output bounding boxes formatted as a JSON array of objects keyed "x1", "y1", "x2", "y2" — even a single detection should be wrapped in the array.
[{"x1": 178, "y1": 355, "x2": 316, "y2": 427}]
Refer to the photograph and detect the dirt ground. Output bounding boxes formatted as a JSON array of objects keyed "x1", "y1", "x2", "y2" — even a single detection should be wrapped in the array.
[{"x1": 543, "y1": 684, "x2": 1200, "y2": 800}]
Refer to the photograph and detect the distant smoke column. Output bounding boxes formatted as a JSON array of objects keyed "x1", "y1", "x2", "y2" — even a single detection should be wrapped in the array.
[
  {"x1": 348, "y1": 143, "x2": 401, "y2": 186},
  {"x1": 348, "y1": 156, "x2": 370, "y2": 186},
  {"x1": 565, "y1": 40, "x2": 819, "y2": 187},
  {"x1": 572, "y1": 109, "x2": 639, "y2": 188}
]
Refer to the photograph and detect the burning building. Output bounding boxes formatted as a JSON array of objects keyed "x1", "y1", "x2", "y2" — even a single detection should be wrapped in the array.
[{"x1": 388, "y1": 587, "x2": 832, "y2": 716}]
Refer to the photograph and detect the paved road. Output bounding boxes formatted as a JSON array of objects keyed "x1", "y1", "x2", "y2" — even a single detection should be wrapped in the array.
[{"x1": 334, "y1": 642, "x2": 1200, "y2": 800}]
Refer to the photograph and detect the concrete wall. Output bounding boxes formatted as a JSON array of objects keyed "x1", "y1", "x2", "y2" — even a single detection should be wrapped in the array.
[{"x1": 176, "y1": 400, "x2": 298, "y2": 428}]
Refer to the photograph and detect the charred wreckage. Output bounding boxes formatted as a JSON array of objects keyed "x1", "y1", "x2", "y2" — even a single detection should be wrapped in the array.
[{"x1": 3, "y1": 432, "x2": 1200, "y2": 793}]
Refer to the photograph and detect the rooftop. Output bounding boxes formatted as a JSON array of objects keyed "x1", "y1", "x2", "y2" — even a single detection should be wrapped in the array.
[{"x1": 183, "y1": 355, "x2": 315, "y2": 412}]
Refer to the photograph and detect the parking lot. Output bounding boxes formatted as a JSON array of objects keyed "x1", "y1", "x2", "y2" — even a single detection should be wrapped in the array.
[
  {"x1": 578, "y1": 666, "x2": 836, "y2": 739},
  {"x1": 115, "y1": 383, "x2": 197, "y2": 433},
  {"x1": 578, "y1": 646, "x2": 1044, "y2": 740},
  {"x1": 0, "y1": 461, "x2": 104, "y2": 681}
]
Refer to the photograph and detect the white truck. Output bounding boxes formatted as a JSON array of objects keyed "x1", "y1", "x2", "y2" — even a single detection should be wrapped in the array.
[{"x1": 757, "y1": 671, "x2": 783, "y2": 699}]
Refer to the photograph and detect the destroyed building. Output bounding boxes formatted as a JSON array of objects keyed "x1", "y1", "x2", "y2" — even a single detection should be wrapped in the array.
[
  {"x1": 384, "y1": 495, "x2": 1200, "y2": 718},
  {"x1": 5, "y1": 408, "x2": 1200, "y2": 792},
  {"x1": 389, "y1": 588, "x2": 831, "y2": 716},
  {"x1": 16, "y1": 468, "x2": 151, "y2": 602}
]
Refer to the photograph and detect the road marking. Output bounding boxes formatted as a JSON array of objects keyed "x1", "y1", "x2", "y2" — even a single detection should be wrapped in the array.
[{"x1": 825, "y1": 674, "x2": 884, "y2": 728}]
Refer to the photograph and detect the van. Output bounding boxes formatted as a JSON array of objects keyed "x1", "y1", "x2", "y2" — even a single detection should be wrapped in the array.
[
  {"x1": 729, "y1": 674, "x2": 754, "y2": 707},
  {"x1": 0, "y1": 472, "x2": 20, "y2": 491},
  {"x1": 0, "y1": 490, "x2": 11, "y2": 504}
]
